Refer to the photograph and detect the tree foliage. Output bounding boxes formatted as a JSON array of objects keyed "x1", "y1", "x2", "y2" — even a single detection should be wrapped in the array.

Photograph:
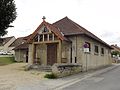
[
  {"x1": 111, "y1": 51, "x2": 120, "y2": 56},
  {"x1": 0, "y1": 0, "x2": 17, "y2": 36}
]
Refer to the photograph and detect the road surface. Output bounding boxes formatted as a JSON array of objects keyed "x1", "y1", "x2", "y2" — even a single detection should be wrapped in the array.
[{"x1": 63, "y1": 65, "x2": 120, "y2": 90}]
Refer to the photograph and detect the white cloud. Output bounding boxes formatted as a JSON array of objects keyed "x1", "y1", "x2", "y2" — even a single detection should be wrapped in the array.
[{"x1": 5, "y1": 0, "x2": 120, "y2": 46}]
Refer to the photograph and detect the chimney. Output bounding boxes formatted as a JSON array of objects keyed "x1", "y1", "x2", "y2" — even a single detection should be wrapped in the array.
[{"x1": 115, "y1": 44, "x2": 117, "y2": 46}]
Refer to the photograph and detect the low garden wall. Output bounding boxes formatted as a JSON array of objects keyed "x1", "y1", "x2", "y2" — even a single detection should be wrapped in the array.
[{"x1": 52, "y1": 63, "x2": 82, "y2": 77}]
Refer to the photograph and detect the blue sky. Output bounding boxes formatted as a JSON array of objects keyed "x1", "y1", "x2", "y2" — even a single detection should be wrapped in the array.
[{"x1": 6, "y1": 0, "x2": 120, "y2": 45}]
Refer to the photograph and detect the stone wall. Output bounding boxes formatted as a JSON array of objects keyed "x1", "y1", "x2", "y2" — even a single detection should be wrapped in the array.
[
  {"x1": 61, "y1": 41, "x2": 71, "y2": 63},
  {"x1": 14, "y1": 50, "x2": 27, "y2": 62},
  {"x1": 68, "y1": 35, "x2": 112, "y2": 71},
  {"x1": 52, "y1": 63, "x2": 82, "y2": 77},
  {"x1": 80, "y1": 36, "x2": 112, "y2": 70}
]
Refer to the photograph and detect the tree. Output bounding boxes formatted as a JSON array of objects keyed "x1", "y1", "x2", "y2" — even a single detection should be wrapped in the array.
[
  {"x1": 0, "y1": 0, "x2": 17, "y2": 36},
  {"x1": 111, "y1": 51, "x2": 120, "y2": 57}
]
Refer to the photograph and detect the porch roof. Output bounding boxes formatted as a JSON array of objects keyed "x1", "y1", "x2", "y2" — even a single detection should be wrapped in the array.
[{"x1": 26, "y1": 21, "x2": 69, "y2": 43}]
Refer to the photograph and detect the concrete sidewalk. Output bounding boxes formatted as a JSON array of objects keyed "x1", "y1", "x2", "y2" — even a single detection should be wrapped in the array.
[{"x1": 17, "y1": 64, "x2": 120, "y2": 90}]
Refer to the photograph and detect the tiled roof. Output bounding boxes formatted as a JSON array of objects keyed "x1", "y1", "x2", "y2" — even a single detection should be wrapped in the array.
[
  {"x1": 0, "y1": 36, "x2": 14, "y2": 46},
  {"x1": 53, "y1": 17, "x2": 112, "y2": 48},
  {"x1": 11, "y1": 37, "x2": 29, "y2": 50},
  {"x1": 9, "y1": 37, "x2": 25, "y2": 47},
  {"x1": 13, "y1": 43, "x2": 28, "y2": 50},
  {"x1": 53, "y1": 17, "x2": 84, "y2": 35},
  {"x1": 111, "y1": 45, "x2": 120, "y2": 52},
  {"x1": 26, "y1": 16, "x2": 112, "y2": 48},
  {"x1": 23, "y1": 34, "x2": 32, "y2": 40},
  {"x1": 27, "y1": 21, "x2": 69, "y2": 43}
]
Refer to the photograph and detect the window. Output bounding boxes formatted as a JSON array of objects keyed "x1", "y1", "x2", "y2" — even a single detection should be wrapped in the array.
[
  {"x1": 94, "y1": 45, "x2": 99, "y2": 54},
  {"x1": 49, "y1": 34, "x2": 53, "y2": 40},
  {"x1": 75, "y1": 57, "x2": 77, "y2": 63},
  {"x1": 101, "y1": 48, "x2": 104, "y2": 55}
]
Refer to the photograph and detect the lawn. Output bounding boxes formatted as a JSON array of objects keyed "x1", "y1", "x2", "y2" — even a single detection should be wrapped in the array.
[{"x1": 0, "y1": 57, "x2": 15, "y2": 66}]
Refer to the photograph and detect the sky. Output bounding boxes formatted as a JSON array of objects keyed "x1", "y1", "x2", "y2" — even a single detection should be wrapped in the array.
[{"x1": 5, "y1": 0, "x2": 120, "y2": 46}]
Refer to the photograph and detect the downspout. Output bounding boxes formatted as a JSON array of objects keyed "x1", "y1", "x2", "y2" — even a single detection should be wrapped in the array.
[
  {"x1": 70, "y1": 42, "x2": 72, "y2": 63},
  {"x1": 75, "y1": 36, "x2": 77, "y2": 63}
]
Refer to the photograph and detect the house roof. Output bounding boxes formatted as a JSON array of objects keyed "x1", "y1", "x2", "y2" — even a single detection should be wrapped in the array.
[
  {"x1": 27, "y1": 21, "x2": 69, "y2": 43},
  {"x1": 11, "y1": 37, "x2": 29, "y2": 50},
  {"x1": 53, "y1": 17, "x2": 112, "y2": 48},
  {"x1": 26, "y1": 17, "x2": 112, "y2": 48},
  {"x1": 23, "y1": 34, "x2": 32, "y2": 40},
  {"x1": 13, "y1": 43, "x2": 28, "y2": 50},
  {"x1": 111, "y1": 45, "x2": 120, "y2": 52},
  {"x1": 0, "y1": 36, "x2": 15, "y2": 46},
  {"x1": 9, "y1": 37, "x2": 25, "y2": 47}
]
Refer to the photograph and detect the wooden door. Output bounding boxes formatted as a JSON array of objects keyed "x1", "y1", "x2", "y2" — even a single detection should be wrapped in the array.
[{"x1": 47, "y1": 44, "x2": 57, "y2": 65}]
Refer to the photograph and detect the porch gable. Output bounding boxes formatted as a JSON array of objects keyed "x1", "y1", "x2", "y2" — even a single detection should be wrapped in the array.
[{"x1": 27, "y1": 20, "x2": 69, "y2": 43}]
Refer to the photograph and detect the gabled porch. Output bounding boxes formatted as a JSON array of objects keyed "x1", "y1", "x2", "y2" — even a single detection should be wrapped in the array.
[
  {"x1": 27, "y1": 18, "x2": 72, "y2": 69},
  {"x1": 28, "y1": 31, "x2": 62, "y2": 66}
]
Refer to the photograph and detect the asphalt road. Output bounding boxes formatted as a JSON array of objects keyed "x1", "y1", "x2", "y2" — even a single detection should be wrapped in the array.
[{"x1": 63, "y1": 65, "x2": 120, "y2": 90}]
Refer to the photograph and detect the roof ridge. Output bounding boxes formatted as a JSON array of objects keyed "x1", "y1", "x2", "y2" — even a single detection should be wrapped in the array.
[
  {"x1": 66, "y1": 17, "x2": 85, "y2": 33},
  {"x1": 52, "y1": 16, "x2": 68, "y2": 25},
  {"x1": 16, "y1": 37, "x2": 24, "y2": 39},
  {"x1": 66, "y1": 18, "x2": 110, "y2": 46},
  {"x1": 53, "y1": 17, "x2": 111, "y2": 48}
]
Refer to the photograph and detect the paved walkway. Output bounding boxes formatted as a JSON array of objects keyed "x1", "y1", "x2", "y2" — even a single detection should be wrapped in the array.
[{"x1": 0, "y1": 63, "x2": 48, "y2": 90}]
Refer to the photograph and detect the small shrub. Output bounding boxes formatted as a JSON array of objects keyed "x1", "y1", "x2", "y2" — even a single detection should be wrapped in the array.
[{"x1": 44, "y1": 73, "x2": 57, "y2": 79}]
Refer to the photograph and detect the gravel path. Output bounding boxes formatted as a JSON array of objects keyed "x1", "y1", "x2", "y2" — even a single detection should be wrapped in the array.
[{"x1": 0, "y1": 63, "x2": 48, "y2": 90}]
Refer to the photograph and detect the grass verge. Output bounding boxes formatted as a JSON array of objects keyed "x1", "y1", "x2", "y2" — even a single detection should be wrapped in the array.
[{"x1": 0, "y1": 57, "x2": 15, "y2": 66}]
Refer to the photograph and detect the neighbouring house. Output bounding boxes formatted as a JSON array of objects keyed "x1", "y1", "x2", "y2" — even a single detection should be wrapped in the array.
[
  {"x1": 26, "y1": 17, "x2": 112, "y2": 71},
  {"x1": 0, "y1": 36, "x2": 16, "y2": 53},
  {"x1": 10, "y1": 37, "x2": 28, "y2": 62},
  {"x1": 111, "y1": 44, "x2": 120, "y2": 53},
  {"x1": 111, "y1": 44, "x2": 120, "y2": 63}
]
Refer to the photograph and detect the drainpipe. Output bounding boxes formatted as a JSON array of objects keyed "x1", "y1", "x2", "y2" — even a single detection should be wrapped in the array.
[
  {"x1": 75, "y1": 36, "x2": 77, "y2": 63},
  {"x1": 70, "y1": 42, "x2": 72, "y2": 63}
]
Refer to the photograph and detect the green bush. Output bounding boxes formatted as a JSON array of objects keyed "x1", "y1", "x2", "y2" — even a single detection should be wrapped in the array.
[{"x1": 44, "y1": 73, "x2": 57, "y2": 79}]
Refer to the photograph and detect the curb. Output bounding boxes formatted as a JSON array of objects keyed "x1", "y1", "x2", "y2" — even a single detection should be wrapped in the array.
[{"x1": 52, "y1": 64, "x2": 120, "y2": 90}]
